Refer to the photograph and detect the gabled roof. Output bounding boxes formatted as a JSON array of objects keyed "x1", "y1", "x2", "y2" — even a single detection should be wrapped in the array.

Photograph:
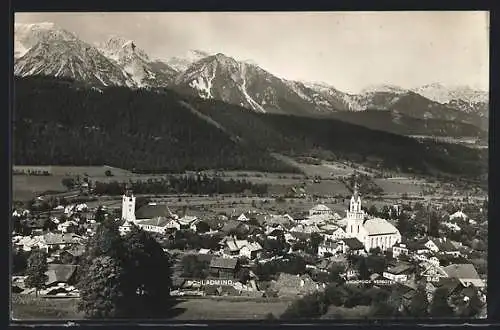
[
  {"x1": 385, "y1": 262, "x2": 413, "y2": 275},
  {"x1": 406, "y1": 240, "x2": 428, "y2": 251},
  {"x1": 178, "y1": 215, "x2": 198, "y2": 225},
  {"x1": 45, "y1": 264, "x2": 78, "y2": 285},
  {"x1": 341, "y1": 237, "x2": 364, "y2": 250},
  {"x1": 209, "y1": 257, "x2": 238, "y2": 269},
  {"x1": 226, "y1": 240, "x2": 239, "y2": 251},
  {"x1": 450, "y1": 211, "x2": 468, "y2": 219},
  {"x1": 64, "y1": 245, "x2": 86, "y2": 257},
  {"x1": 433, "y1": 239, "x2": 458, "y2": 252},
  {"x1": 243, "y1": 242, "x2": 262, "y2": 252},
  {"x1": 135, "y1": 204, "x2": 173, "y2": 219},
  {"x1": 435, "y1": 277, "x2": 463, "y2": 296},
  {"x1": 43, "y1": 233, "x2": 81, "y2": 245},
  {"x1": 137, "y1": 216, "x2": 171, "y2": 227},
  {"x1": 363, "y1": 217, "x2": 399, "y2": 236},
  {"x1": 310, "y1": 204, "x2": 331, "y2": 212},
  {"x1": 443, "y1": 264, "x2": 481, "y2": 280}
]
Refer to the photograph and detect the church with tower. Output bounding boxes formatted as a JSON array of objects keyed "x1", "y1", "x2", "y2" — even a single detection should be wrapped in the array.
[{"x1": 344, "y1": 178, "x2": 402, "y2": 252}]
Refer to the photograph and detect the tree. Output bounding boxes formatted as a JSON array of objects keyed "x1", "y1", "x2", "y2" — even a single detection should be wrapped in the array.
[
  {"x1": 428, "y1": 211, "x2": 440, "y2": 238},
  {"x1": 181, "y1": 254, "x2": 209, "y2": 279},
  {"x1": 280, "y1": 292, "x2": 327, "y2": 319},
  {"x1": 12, "y1": 250, "x2": 29, "y2": 275},
  {"x1": 237, "y1": 268, "x2": 251, "y2": 284},
  {"x1": 357, "y1": 257, "x2": 370, "y2": 280},
  {"x1": 366, "y1": 254, "x2": 386, "y2": 275},
  {"x1": 324, "y1": 284, "x2": 345, "y2": 306},
  {"x1": 195, "y1": 221, "x2": 210, "y2": 234},
  {"x1": 397, "y1": 212, "x2": 410, "y2": 237},
  {"x1": 25, "y1": 250, "x2": 48, "y2": 297},
  {"x1": 368, "y1": 205, "x2": 379, "y2": 217},
  {"x1": 122, "y1": 225, "x2": 173, "y2": 317},
  {"x1": 77, "y1": 256, "x2": 131, "y2": 318},
  {"x1": 308, "y1": 233, "x2": 323, "y2": 254},
  {"x1": 328, "y1": 263, "x2": 345, "y2": 284},
  {"x1": 61, "y1": 177, "x2": 76, "y2": 190},
  {"x1": 95, "y1": 206, "x2": 106, "y2": 223},
  {"x1": 457, "y1": 287, "x2": 483, "y2": 318},
  {"x1": 430, "y1": 287, "x2": 455, "y2": 318},
  {"x1": 408, "y1": 283, "x2": 429, "y2": 317}
]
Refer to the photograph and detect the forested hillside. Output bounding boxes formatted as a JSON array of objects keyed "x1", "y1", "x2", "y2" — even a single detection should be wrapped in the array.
[
  {"x1": 13, "y1": 76, "x2": 298, "y2": 173},
  {"x1": 13, "y1": 76, "x2": 487, "y2": 180}
]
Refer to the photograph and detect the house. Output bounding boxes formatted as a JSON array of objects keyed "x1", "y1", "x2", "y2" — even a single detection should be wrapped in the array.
[
  {"x1": 15, "y1": 235, "x2": 48, "y2": 252},
  {"x1": 290, "y1": 224, "x2": 322, "y2": 235},
  {"x1": 392, "y1": 243, "x2": 409, "y2": 258},
  {"x1": 135, "y1": 217, "x2": 173, "y2": 234},
  {"x1": 443, "y1": 264, "x2": 485, "y2": 289},
  {"x1": 339, "y1": 237, "x2": 365, "y2": 255},
  {"x1": 57, "y1": 220, "x2": 78, "y2": 233},
  {"x1": 266, "y1": 225, "x2": 285, "y2": 239},
  {"x1": 264, "y1": 214, "x2": 294, "y2": 228},
  {"x1": 191, "y1": 219, "x2": 211, "y2": 233},
  {"x1": 442, "y1": 222, "x2": 462, "y2": 232},
  {"x1": 75, "y1": 203, "x2": 88, "y2": 212},
  {"x1": 309, "y1": 204, "x2": 333, "y2": 217},
  {"x1": 425, "y1": 238, "x2": 461, "y2": 257},
  {"x1": 407, "y1": 240, "x2": 430, "y2": 254},
  {"x1": 383, "y1": 262, "x2": 414, "y2": 283},
  {"x1": 220, "y1": 237, "x2": 262, "y2": 259},
  {"x1": 318, "y1": 239, "x2": 342, "y2": 257},
  {"x1": 450, "y1": 211, "x2": 468, "y2": 221},
  {"x1": 59, "y1": 245, "x2": 86, "y2": 263},
  {"x1": 433, "y1": 277, "x2": 464, "y2": 301},
  {"x1": 178, "y1": 215, "x2": 199, "y2": 230},
  {"x1": 237, "y1": 213, "x2": 249, "y2": 222},
  {"x1": 240, "y1": 242, "x2": 263, "y2": 259},
  {"x1": 322, "y1": 226, "x2": 346, "y2": 241},
  {"x1": 318, "y1": 223, "x2": 336, "y2": 236},
  {"x1": 43, "y1": 233, "x2": 82, "y2": 251},
  {"x1": 209, "y1": 257, "x2": 240, "y2": 279},
  {"x1": 271, "y1": 273, "x2": 321, "y2": 297},
  {"x1": 45, "y1": 264, "x2": 79, "y2": 287}
]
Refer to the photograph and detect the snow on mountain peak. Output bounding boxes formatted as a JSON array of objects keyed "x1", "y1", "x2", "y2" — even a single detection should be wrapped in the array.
[
  {"x1": 360, "y1": 84, "x2": 408, "y2": 95},
  {"x1": 165, "y1": 49, "x2": 212, "y2": 72},
  {"x1": 412, "y1": 83, "x2": 488, "y2": 104},
  {"x1": 98, "y1": 35, "x2": 149, "y2": 63},
  {"x1": 14, "y1": 22, "x2": 79, "y2": 59}
]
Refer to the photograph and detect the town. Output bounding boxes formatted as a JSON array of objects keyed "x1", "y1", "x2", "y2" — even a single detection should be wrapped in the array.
[{"x1": 11, "y1": 169, "x2": 488, "y2": 319}]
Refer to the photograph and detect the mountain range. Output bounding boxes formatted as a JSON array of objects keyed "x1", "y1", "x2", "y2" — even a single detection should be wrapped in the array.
[
  {"x1": 13, "y1": 22, "x2": 489, "y2": 137},
  {"x1": 13, "y1": 75, "x2": 487, "y2": 182}
]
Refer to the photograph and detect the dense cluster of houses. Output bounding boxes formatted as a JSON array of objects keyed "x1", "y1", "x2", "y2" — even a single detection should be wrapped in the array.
[{"x1": 11, "y1": 180, "x2": 487, "y2": 313}]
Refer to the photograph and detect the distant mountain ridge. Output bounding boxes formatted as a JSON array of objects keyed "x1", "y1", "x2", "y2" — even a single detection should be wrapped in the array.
[
  {"x1": 13, "y1": 22, "x2": 489, "y2": 136},
  {"x1": 14, "y1": 75, "x2": 487, "y2": 181}
]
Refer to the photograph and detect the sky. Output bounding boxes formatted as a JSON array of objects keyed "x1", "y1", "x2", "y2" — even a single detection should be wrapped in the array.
[{"x1": 15, "y1": 11, "x2": 489, "y2": 94}]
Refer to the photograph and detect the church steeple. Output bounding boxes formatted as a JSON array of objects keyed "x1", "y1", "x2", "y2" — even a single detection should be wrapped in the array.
[
  {"x1": 346, "y1": 171, "x2": 365, "y2": 239},
  {"x1": 122, "y1": 183, "x2": 136, "y2": 222},
  {"x1": 349, "y1": 172, "x2": 362, "y2": 213}
]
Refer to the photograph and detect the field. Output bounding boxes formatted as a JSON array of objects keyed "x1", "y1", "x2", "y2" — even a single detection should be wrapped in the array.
[
  {"x1": 11, "y1": 295, "x2": 83, "y2": 320},
  {"x1": 373, "y1": 178, "x2": 426, "y2": 196},
  {"x1": 320, "y1": 305, "x2": 372, "y2": 319},
  {"x1": 11, "y1": 294, "x2": 292, "y2": 321},
  {"x1": 13, "y1": 163, "x2": 460, "y2": 205},
  {"x1": 172, "y1": 297, "x2": 291, "y2": 320},
  {"x1": 12, "y1": 175, "x2": 67, "y2": 201}
]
